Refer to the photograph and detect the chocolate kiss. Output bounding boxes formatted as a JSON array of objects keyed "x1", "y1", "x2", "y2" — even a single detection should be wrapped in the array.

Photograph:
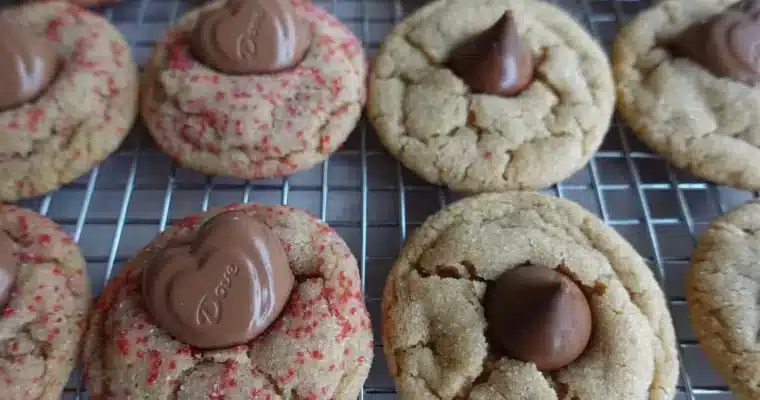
[
  {"x1": 666, "y1": 0, "x2": 760, "y2": 85},
  {"x1": 485, "y1": 265, "x2": 592, "y2": 371},
  {"x1": 448, "y1": 11, "x2": 534, "y2": 96}
]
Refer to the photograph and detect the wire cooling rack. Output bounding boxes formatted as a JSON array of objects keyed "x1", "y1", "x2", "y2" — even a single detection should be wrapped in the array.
[{"x1": 10, "y1": 0, "x2": 747, "y2": 398}]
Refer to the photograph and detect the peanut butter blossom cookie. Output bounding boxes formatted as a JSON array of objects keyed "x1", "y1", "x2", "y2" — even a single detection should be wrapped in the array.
[
  {"x1": 614, "y1": 0, "x2": 760, "y2": 189},
  {"x1": 0, "y1": 1, "x2": 138, "y2": 201},
  {"x1": 141, "y1": 0, "x2": 366, "y2": 179},
  {"x1": 0, "y1": 205, "x2": 91, "y2": 398},
  {"x1": 686, "y1": 200, "x2": 760, "y2": 399},
  {"x1": 368, "y1": 0, "x2": 615, "y2": 192},
  {"x1": 382, "y1": 192, "x2": 679, "y2": 399},
  {"x1": 83, "y1": 204, "x2": 373, "y2": 399}
]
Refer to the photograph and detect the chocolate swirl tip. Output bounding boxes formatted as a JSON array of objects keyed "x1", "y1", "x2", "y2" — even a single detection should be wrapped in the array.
[{"x1": 447, "y1": 10, "x2": 535, "y2": 96}]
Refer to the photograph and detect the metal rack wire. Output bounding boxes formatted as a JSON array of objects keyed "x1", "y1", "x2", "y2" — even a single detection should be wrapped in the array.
[{"x1": 12, "y1": 0, "x2": 741, "y2": 398}]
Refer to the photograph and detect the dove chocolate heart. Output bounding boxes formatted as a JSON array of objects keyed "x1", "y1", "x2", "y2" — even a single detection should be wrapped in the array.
[
  {"x1": 191, "y1": 0, "x2": 312, "y2": 75},
  {"x1": 485, "y1": 264, "x2": 592, "y2": 371},
  {"x1": 0, "y1": 230, "x2": 17, "y2": 311},
  {"x1": 0, "y1": 16, "x2": 58, "y2": 110},
  {"x1": 667, "y1": 0, "x2": 760, "y2": 85},
  {"x1": 448, "y1": 11, "x2": 534, "y2": 96},
  {"x1": 142, "y1": 211, "x2": 295, "y2": 349}
]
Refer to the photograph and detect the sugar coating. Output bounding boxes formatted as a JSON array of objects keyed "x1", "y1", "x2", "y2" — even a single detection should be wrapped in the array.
[
  {"x1": 614, "y1": 0, "x2": 760, "y2": 190},
  {"x1": 382, "y1": 192, "x2": 679, "y2": 399},
  {"x1": 0, "y1": 0, "x2": 138, "y2": 201},
  {"x1": 141, "y1": 0, "x2": 366, "y2": 180},
  {"x1": 83, "y1": 203, "x2": 373, "y2": 399},
  {"x1": 368, "y1": 0, "x2": 615, "y2": 192},
  {"x1": 0, "y1": 204, "x2": 91, "y2": 399}
]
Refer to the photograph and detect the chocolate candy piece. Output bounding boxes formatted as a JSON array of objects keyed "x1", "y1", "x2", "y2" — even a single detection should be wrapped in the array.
[
  {"x1": 448, "y1": 11, "x2": 534, "y2": 96},
  {"x1": 0, "y1": 231, "x2": 17, "y2": 310},
  {"x1": 485, "y1": 264, "x2": 592, "y2": 371},
  {"x1": 142, "y1": 211, "x2": 295, "y2": 349},
  {"x1": 667, "y1": 0, "x2": 760, "y2": 85},
  {"x1": 0, "y1": 17, "x2": 58, "y2": 110},
  {"x1": 191, "y1": 0, "x2": 312, "y2": 75}
]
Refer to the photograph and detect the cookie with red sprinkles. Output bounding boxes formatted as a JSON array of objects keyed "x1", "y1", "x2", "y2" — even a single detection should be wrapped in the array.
[
  {"x1": 140, "y1": 0, "x2": 367, "y2": 180},
  {"x1": 0, "y1": 1, "x2": 138, "y2": 201},
  {"x1": 0, "y1": 205, "x2": 91, "y2": 399},
  {"x1": 82, "y1": 203, "x2": 374, "y2": 399}
]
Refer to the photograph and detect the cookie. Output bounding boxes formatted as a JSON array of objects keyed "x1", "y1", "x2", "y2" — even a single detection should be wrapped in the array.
[
  {"x1": 614, "y1": 0, "x2": 760, "y2": 190},
  {"x1": 368, "y1": 0, "x2": 615, "y2": 192},
  {"x1": 0, "y1": 204, "x2": 91, "y2": 399},
  {"x1": 382, "y1": 192, "x2": 679, "y2": 399},
  {"x1": 41, "y1": 0, "x2": 121, "y2": 8},
  {"x1": 64, "y1": 0, "x2": 120, "y2": 8},
  {"x1": 141, "y1": 0, "x2": 366, "y2": 180},
  {"x1": 82, "y1": 203, "x2": 373, "y2": 399},
  {"x1": 686, "y1": 199, "x2": 760, "y2": 399},
  {"x1": 0, "y1": 1, "x2": 138, "y2": 202}
]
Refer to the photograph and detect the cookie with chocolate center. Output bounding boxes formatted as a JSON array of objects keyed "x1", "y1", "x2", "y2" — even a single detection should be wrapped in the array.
[
  {"x1": 368, "y1": 0, "x2": 615, "y2": 192},
  {"x1": 0, "y1": 205, "x2": 91, "y2": 399},
  {"x1": 141, "y1": 0, "x2": 366, "y2": 180},
  {"x1": 614, "y1": 0, "x2": 760, "y2": 190},
  {"x1": 0, "y1": 1, "x2": 138, "y2": 201},
  {"x1": 82, "y1": 203, "x2": 373, "y2": 399},
  {"x1": 382, "y1": 192, "x2": 679, "y2": 399}
]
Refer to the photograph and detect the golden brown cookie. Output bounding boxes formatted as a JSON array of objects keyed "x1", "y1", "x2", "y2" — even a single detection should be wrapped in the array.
[
  {"x1": 382, "y1": 192, "x2": 679, "y2": 399},
  {"x1": 614, "y1": 0, "x2": 760, "y2": 190},
  {"x1": 686, "y1": 199, "x2": 760, "y2": 399},
  {"x1": 0, "y1": 1, "x2": 138, "y2": 201},
  {"x1": 0, "y1": 204, "x2": 91, "y2": 399},
  {"x1": 141, "y1": 0, "x2": 366, "y2": 180},
  {"x1": 60, "y1": 0, "x2": 120, "y2": 8},
  {"x1": 368, "y1": 0, "x2": 615, "y2": 192},
  {"x1": 83, "y1": 203, "x2": 373, "y2": 399}
]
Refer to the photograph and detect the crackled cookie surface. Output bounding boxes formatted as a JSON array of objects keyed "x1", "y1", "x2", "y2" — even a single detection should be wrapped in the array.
[
  {"x1": 368, "y1": 0, "x2": 614, "y2": 192},
  {"x1": 382, "y1": 192, "x2": 679, "y2": 399},
  {"x1": 686, "y1": 200, "x2": 760, "y2": 399},
  {"x1": 0, "y1": 205, "x2": 91, "y2": 399},
  {"x1": 83, "y1": 203, "x2": 373, "y2": 399},
  {"x1": 614, "y1": 0, "x2": 760, "y2": 190},
  {"x1": 0, "y1": 1, "x2": 137, "y2": 201},
  {"x1": 141, "y1": 0, "x2": 366, "y2": 180}
]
